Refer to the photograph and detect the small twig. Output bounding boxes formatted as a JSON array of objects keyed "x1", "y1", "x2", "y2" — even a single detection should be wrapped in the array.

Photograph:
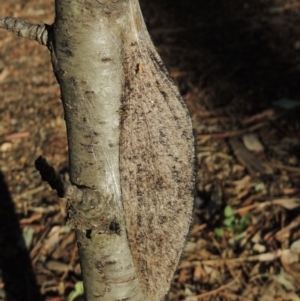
[
  {"x1": 233, "y1": 203, "x2": 260, "y2": 214},
  {"x1": 198, "y1": 122, "x2": 267, "y2": 139},
  {"x1": 61, "y1": 237, "x2": 77, "y2": 281},
  {"x1": 19, "y1": 213, "x2": 43, "y2": 225},
  {"x1": 234, "y1": 198, "x2": 300, "y2": 214},
  {"x1": 269, "y1": 162, "x2": 300, "y2": 174},
  {"x1": 17, "y1": 185, "x2": 46, "y2": 199},
  {"x1": 190, "y1": 223, "x2": 207, "y2": 235},
  {"x1": 4, "y1": 131, "x2": 30, "y2": 141},
  {"x1": 30, "y1": 220, "x2": 53, "y2": 264},
  {"x1": 27, "y1": 205, "x2": 61, "y2": 213},
  {"x1": 0, "y1": 17, "x2": 50, "y2": 46},
  {"x1": 179, "y1": 249, "x2": 283, "y2": 269},
  {"x1": 184, "y1": 280, "x2": 236, "y2": 300},
  {"x1": 242, "y1": 109, "x2": 274, "y2": 125},
  {"x1": 219, "y1": 291, "x2": 254, "y2": 301},
  {"x1": 275, "y1": 215, "x2": 300, "y2": 241},
  {"x1": 35, "y1": 156, "x2": 80, "y2": 199},
  {"x1": 206, "y1": 110, "x2": 284, "y2": 139},
  {"x1": 35, "y1": 156, "x2": 67, "y2": 198}
]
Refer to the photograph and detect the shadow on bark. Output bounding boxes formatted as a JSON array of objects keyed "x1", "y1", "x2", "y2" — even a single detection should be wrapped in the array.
[{"x1": 0, "y1": 171, "x2": 42, "y2": 301}]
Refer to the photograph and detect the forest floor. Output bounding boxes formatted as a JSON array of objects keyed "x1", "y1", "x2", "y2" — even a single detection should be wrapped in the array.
[{"x1": 1, "y1": 0, "x2": 300, "y2": 300}]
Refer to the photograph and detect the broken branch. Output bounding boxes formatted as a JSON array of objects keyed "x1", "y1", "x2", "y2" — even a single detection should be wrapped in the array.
[{"x1": 0, "y1": 17, "x2": 49, "y2": 46}]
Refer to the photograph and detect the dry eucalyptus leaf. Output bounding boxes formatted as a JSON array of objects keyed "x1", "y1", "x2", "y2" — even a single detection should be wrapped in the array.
[
  {"x1": 0, "y1": 142, "x2": 13, "y2": 152},
  {"x1": 271, "y1": 273, "x2": 296, "y2": 291},
  {"x1": 45, "y1": 260, "x2": 73, "y2": 273},
  {"x1": 233, "y1": 175, "x2": 252, "y2": 193},
  {"x1": 281, "y1": 249, "x2": 299, "y2": 265},
  {"x1": 242, "y1": 133, "x2": 264, "y2": 152},
  {"x1": 184, "y1": 242, "x2": 197, "y2": 253},
  {"x1": 0, "y1": 68, "x2": 9, "y2": 82},
  {"x1": 272, "y1": 198, "x2": 300, "y2": 210},
  {"x1": 290, "y1": 239, "x2": 300, "y2": 254},
  {"x1": 253, "y1": 243, "x2": 266, "y2": 253}
]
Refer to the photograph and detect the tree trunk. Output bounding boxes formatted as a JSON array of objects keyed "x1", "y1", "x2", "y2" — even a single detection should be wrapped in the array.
[{"x1": 0, "y1": 1, "x2": 195, "y2": 301}]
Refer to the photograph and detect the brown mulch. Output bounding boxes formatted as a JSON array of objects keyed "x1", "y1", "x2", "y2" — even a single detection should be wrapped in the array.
[{"x1": 1, "y1": 0, "x2": 300, "y2": 300}]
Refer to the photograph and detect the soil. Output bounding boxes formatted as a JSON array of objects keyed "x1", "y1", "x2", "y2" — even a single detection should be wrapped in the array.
[{"x1": 1, "y1": 0, "x2": 300, "y2": 300}]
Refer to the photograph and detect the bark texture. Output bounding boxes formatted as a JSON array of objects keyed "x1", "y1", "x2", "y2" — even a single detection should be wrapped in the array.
[
  {"x1": 49, "y1": 1, "x2": 146, "y2": 300},
  {"x1": 1, "y1": 0, "x2": 195, "y2": 300}
]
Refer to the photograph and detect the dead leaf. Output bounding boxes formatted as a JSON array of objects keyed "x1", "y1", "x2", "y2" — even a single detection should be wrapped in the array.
[
  {"x1": 0, "y1": 68, "x2": 9, "y2": 82},
  {"x1": 242, "y1": 133, "x2": 264, "y2": 152},
  {"x1": 46, "y1": 260, "x2": 73, "y2": 273}
]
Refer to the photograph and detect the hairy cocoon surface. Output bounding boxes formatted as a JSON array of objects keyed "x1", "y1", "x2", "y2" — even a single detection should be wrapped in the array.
[{"x1": 120, "y1": 3, "x2": 195, "y2": 299}]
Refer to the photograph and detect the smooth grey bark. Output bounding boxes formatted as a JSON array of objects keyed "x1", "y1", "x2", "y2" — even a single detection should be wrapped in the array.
[{"x1": 0, "y1": 1, "x2": 195, "y2": 301}]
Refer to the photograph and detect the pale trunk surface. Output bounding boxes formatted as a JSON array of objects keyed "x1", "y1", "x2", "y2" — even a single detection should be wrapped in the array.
[{"x1": 0, "y1": 1, "x2": 195, "y2": 300}]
